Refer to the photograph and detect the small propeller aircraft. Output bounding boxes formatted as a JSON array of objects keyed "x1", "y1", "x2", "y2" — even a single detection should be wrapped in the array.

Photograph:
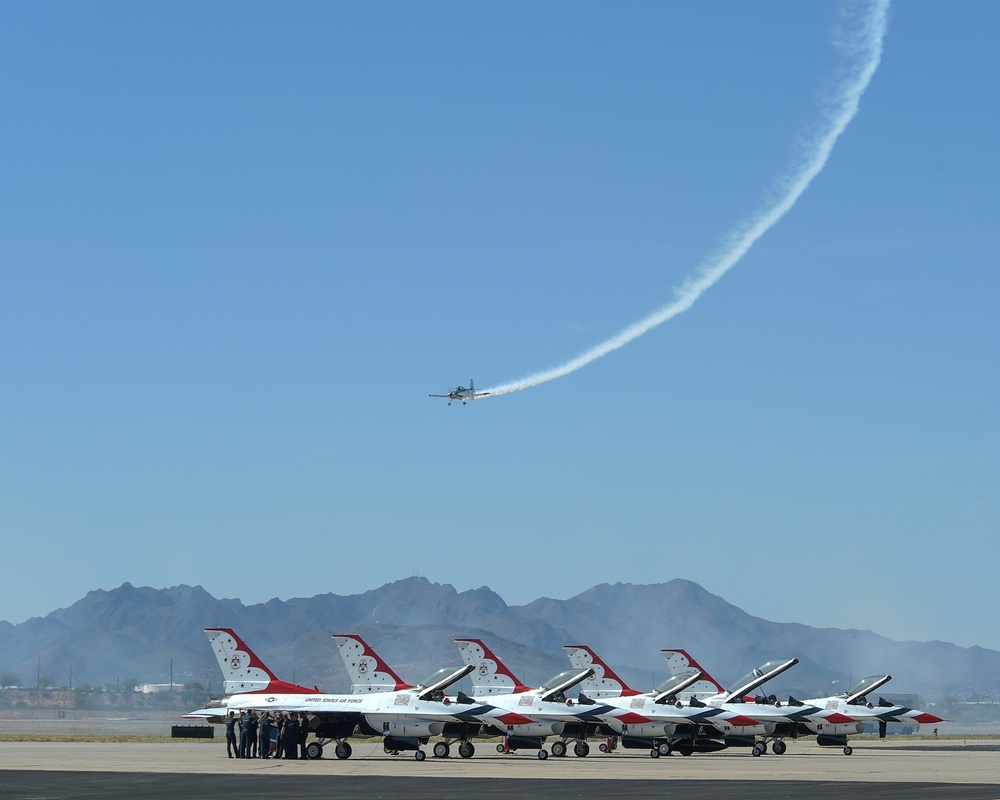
[{"x1": 429, "y1": 379, "x2": 490, "y2": 405}]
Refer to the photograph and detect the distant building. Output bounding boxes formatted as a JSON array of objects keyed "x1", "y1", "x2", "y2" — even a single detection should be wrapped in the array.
[
  {"x1": 136, "y1": 683, "x2": 176, "y2": 694},
  {"x1": 880, "y1": 693, "x2": 920, "y2": 708}
]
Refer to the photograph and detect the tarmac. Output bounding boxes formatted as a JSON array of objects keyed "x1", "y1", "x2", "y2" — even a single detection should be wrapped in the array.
[{"x1": 0, "y1": 738, "x2": 998, "y2": 800}]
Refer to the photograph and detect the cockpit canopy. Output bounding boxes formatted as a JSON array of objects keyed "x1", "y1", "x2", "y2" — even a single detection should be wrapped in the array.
[
  {"x1": 652, "y1": 669, "x2": 702, "y2": 704},
  {"x1": 538, "y1": 668, "x2": 593, "y2": 703},
  {"x1": 415, "y1": 664, "x2": 474, "y2": 701},
  {"x1": 844, "y1": 674, "x2": 892, "y2": 704},
  {"x1": 418, "y1": 667, "x2": 465, "y2": 688},
  {"x1": 724, "y1": 658, "x2": 798, "y2": 703}
]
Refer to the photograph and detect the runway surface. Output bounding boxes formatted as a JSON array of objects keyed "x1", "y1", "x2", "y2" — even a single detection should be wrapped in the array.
[
  {"x1": 0, "y1": 739, "x2": 997, "y2": 800},
  {"x1": 1, "y1": 772, "x2": 999, "y2": 800}
]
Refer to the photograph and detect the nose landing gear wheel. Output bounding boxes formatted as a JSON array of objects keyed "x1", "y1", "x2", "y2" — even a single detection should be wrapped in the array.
[
  {"x1": 537, "y1": 749, "x2": 548, "y2": 760},
  {"x1": 414, "y1": 749, "x2": 426, "y2": 761}
]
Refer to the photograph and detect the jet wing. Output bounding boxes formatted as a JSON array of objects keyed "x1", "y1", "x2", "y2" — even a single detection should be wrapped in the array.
[
  {"x1": 723, "y1": 658, "x2": 798, "y2": 703},
  {"x1": 182, "y1": 708, "x2": 226, "y2": 721},
  {"x1": 416, "y1": 664, "x2": 475, "y2": 701}
]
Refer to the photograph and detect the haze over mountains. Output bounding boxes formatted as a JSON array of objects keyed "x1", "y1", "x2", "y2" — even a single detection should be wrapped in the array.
[{"x1": 1, "y1": 577, "x2": 995, "y2": 699}]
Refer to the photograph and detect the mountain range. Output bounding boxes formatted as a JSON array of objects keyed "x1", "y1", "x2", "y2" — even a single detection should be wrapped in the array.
[{"x1": 1, "y1": 577, "x2": 995, "y2": 700}]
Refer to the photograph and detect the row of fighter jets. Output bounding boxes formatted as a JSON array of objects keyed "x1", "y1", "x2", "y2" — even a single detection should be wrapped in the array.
[{"x1": 186, "y1": 629, "x2": 943, "y2": 761}]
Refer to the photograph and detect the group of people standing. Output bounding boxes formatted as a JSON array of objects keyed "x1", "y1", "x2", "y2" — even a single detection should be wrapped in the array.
[{"x1": 224, "y1": 710, "x2": 309, "y2": 759}]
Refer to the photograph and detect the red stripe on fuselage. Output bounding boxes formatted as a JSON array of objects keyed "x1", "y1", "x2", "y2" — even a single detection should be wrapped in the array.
[
  {"x1": 615, "y1": 712, "x2": 652, "y2": 724},
  {"x1": 725, "y1": 715, "x2": 760, "y2": 728},
  {"x1": 496, "y1": 712, "x2": 535, "y2": 726}
]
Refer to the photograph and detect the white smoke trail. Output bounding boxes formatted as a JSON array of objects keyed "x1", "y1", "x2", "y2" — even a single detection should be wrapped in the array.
[{"x1": 484, "y1": 0, "x2": 890, "y2": 398}]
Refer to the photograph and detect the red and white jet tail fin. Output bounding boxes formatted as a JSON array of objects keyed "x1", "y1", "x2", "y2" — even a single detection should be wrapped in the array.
[
  {"x1": 661, "y1": 649, "x2": 726, "y2": 698},
  {"x1": 563, "y1": 644, "x2": 641, "y2": 698},
  {"x1": 205, "y1": 627, "x2": 318, "y2": 695},
  {"x1": 333, "y1": 634, "x2": 413, "y2": 693},
  {"x1": 455, "y1": 638, "x2": 530, "y2": 695}
]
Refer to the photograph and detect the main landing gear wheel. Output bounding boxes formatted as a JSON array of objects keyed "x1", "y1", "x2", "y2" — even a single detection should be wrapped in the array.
[
  {"x1": 657, "y1": 742, "x2": 672, "y2": 757},
  {"x1": 843, "y1": 746, "x2": 853, "y2": 756},
  {"x1": 414, "y1": 749, "x2": 427, "y2": 762},
  {"x1": 458, "y1": 741, "x2": 475, "y2": 759},
  {"x1": 433, "y1": 742, "x2": 450, "y2": 758},
  {"x1": 772, "y1": 740, "x2": 787, "y2": 755},
  {"x1": 550, "y1": 741, "x2": 567, "y2": 758},
  {"x1": 573, "y1": 741, "x2": 590, "y2": 757},
  {"x1": 305, "y1": 741, "x2": 323, "y2": 759},
  {"x1": 537, "y1": 749, "x2": 548, "y2": 760},
  {"x1": 334, "y1": 742, "x2": 352, "y2": 760}
]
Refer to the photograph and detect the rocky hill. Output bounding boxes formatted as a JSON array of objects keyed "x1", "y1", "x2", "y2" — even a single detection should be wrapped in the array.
[{"x1": 0, "y1": 577, "x2": 995, "y2": 701}]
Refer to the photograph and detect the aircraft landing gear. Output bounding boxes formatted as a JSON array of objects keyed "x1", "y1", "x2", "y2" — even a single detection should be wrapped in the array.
[
  {"x1": 537, "y1": 748, "x2": 548, "y2": 760},
  {"x1": 433, "y1": 741, "x2": 450, "y2": 758},
  {"x1": 414, "y1": 749, "x2": 427, "y2": 761},
  {"x1": 550, "y1": 741, "x2": 567, "y2": 758},
  {"x1": 843, "y1": 745, "x2": 853, "y2": 756},
  {"x1": 573, "y1": 741, "x2": 590, "y2": 757},
  {"x1": 305, "y1": 741, "x2": 324, "y2": 759},
  {"x1": 772, "y1": 740, "x2": 787, "y2": 755},
  {"x1": 334, "y1": 741, "x2": 352, "y2": 760},
  {"x1": 458, "y1": 741, "x2": 475, "y2": 759}
]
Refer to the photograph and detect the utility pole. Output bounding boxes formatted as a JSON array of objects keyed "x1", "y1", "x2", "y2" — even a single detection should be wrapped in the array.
[{"x1": 170, "y1": 658, "x2": 173, "y2": 692}]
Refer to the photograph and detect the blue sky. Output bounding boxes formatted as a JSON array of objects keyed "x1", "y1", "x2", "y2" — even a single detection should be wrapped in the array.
[{"x1": 2, "y1": 1, "x2": 997, "y2": 651}]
